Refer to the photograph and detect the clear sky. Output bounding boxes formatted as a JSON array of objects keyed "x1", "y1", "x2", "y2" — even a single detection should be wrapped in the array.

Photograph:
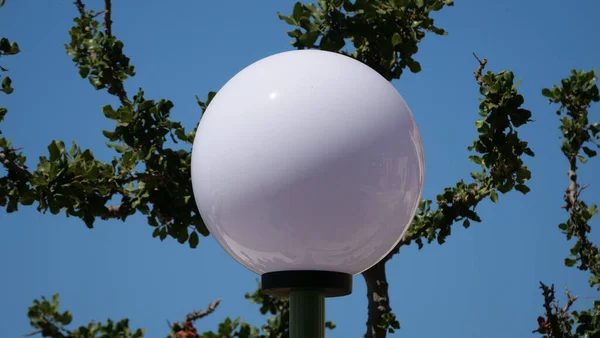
[{"x1": 1, "y1": 0, "x2": 599, "y2": 337}]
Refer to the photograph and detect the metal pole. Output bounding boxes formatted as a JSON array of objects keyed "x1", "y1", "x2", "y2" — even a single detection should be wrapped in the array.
[{"x1": 289, "y1": 289, "x2": 325, "y2": 338}]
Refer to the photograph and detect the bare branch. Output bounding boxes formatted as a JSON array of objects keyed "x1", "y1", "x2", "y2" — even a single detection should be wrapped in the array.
[
  {"x1": 73, "y1": 0, "x2": 85, "y2": 17},
  {"x1": 473, "y1": 52, "x2": 488, "y2": 86},
  {"x1": 534, "y1": 282, "x2": 577, "y2": 337},
  {"x1": 561, "y1": 286, "x2": 578, "y2": 315},
  {"x1": 104, "y1": 0, "x2": 112, "y2": 37},
  {"x1": 91, "y1": 9, "x2": 106, "y2": 18},
  {"x1": 185, "y1": 299, "x2": 221, "y2": 322},
  {"x1": 23, "y1": 330, "x2": 41, "y2": 337},
  {"x1": 169, "y1": 299, "x2": 221, "y2": 338},
  {"x1": 101, "y1": 205, "x2": 127, "y2": 219}
]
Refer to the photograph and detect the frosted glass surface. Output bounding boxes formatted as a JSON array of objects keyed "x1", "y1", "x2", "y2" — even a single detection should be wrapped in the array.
[{"x1": 191, "y1": 50, "x2": 425, "y2": 275}]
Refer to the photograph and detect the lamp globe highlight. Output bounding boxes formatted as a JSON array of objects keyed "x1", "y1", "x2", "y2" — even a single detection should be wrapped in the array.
[{"x1": 191, "y1": 50, "x2": 424, "y2": 297}]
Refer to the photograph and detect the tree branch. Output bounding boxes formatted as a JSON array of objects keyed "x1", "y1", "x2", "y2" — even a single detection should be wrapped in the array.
[
  {"x1": 473, "y1": 52, "x2": 487, "y2": 86},
  {"x1": 534, "y1": 283, "x2": 577, "y2": 336},
  {"x1": 185, "y1": 299, "x2": 220, "y2": 322},
  {"x1": 362, "y1": 262, "x2": 397, "y2": 338},
  {"x1": 169, "y1": 299, "x2": 221, "y2": 338},
  {"x1": 70, "y1": 0, "x2": 129, "y2": 106},
  {"x1": 561, "y1": 286, "x2": 578, "y2": 315},
  {"x1": 361, "y1": 56, "x2": 535, "y2": 338},
  {"x1": 0, "y1": 149, "x2": 32, "y2": 180},
  {"x1": 387, "y1": 177, "x2": 490, "y2": 261},
  {"x1": 91, "y1": 9, "x2": 106, "y2": 18},
  {"x1": 103, "y1": 0, "x2": 112, "y2": 37},
  {"x1": 73, "y1": 0, "x2": 85, "y2": 17}
]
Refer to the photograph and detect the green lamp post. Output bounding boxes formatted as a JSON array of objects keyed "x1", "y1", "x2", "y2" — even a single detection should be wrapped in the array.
[{"x1": 190, "y1": 49, "x2": 425, "y2": 337}]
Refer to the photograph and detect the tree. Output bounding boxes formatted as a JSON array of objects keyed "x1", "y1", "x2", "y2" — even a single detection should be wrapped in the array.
[
  {"x1": 531, "y1": 71, "x2": 600, "y2": 337},
  {"x1": 0, "y1": 0, "x2": 596, "y2": 337}
]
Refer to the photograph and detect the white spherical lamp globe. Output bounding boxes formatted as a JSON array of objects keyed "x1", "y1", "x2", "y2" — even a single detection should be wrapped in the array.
[{"x1": 191, "y1": 50, "x2": 424, "y2": 281}]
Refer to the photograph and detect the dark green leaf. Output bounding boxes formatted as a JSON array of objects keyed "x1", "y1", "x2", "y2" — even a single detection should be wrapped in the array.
[
  {"x1": 514, "y1": 184, "x2": 530, "y2": 194},
  {"x1": 583, "y1": 146, "x2": 597, "y2": 158},
  {"x1": 20, "y1": 190, "x2": 36, "y2": 205},
  {"x1": 590, "y1": 122, "x2": 600, "y2": 136},
  {"x1": 541, "y1": 88, "x2": 553, "y2": 98},
  {"x1": 102, "y1": 130, "x2": 119, "y2": 141},
  {"x1": 48, "y1": 141, "x2": 63, "y2": 161},
  {"x1": 565, "y1": 258, "x2": 577, "y2": 267},
  {"x1": 79, "y1": 67, "x2": 90, "y2": 78},
  {"x1": 298, "y1": 31, "x2": 320, "y2": 47},
  {"x1": 407, "y1": 60, "x2": 421, "y2": 73},
  {"x1": 292, "y1": 2, "x2": 303, "y2": 22},
  {"x1": 189, "y1": 231, "x2": 199, "y2": 248}
]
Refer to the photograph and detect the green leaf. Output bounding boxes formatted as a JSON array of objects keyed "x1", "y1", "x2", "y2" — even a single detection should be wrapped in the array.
[
  {"x1": 118, "y1": 106, "x2": 134, "y2": 122},
  {"x1": 177, "y1": 229, "x2": 189, "y2": 244},
  {"x1": 47, "y1": 141, "x2": 64, "y2": 161},
  {"x1": 277, "y1": 13, "x2": 297, "y2": 26},
  {"x1": 189, "y1": 231, "x2": 199, "y2": 248},
  {"x1": 2, "y1": 76, "x2": 12, "y2": 88},
  {"x1": 408, "y1": 61, "x2": 421, "y2": 73},
  {"x1": 20, "y1": 190, "x2": 36, "y2": 205},
  {"x1": 148, "y1": 216, "x2": 159, "y2": 227},
  {"x1": 1, "y1": 76, "x2": 13, "y2": 94},
  {"x1": 490, "y1": 190, "x2": 498, "y2": 203},
  {"x1": 79, "y1": 66, "x2": 90, "y2": 78},
  {"x1": 565, "y1": 258, "x2": 577, "y2": 267},
  {"x1": 468, "y1": 155, "x2": 483, "y2": 165},
  {"x1": 298, "y1": 31, "x2": 320, "y2": 47},
  {"x1": 320, "y1": 31, "x2": 345, "y2": 52},
  {"x1": 206, "y1": 91, "x2": 217, "y2": 106},
  {"x1": 69, "y1": 142, "x2": 78, "y2": 157},
  {"x1": 590, "y1": 204, "x2": 598, "y2": 216},
  {"x1": 583, "y1": 146, "x2": 597, "y2": 158},
  {"x1": 159, "y1": 227, "x2": 167, "y2": 240},
  {"x1": 89, "y1": 77, "x2": 103, "y2": 89},
  {"x1": 590, "y1": 122, "x2": 600, "y2": 136},
  {"x1": 102, "y1": 130, "x2": 119, "y2": 141},
  {"x1": 514, "y1": 184, "x2": 530, "y2": 194},
  {"x1": 292, "y1": 2, "x2": 303, "y2": 22},
  {"x1": 392, "y1": 33, "x2": 402, "y2": 46},
  {"x1": 102, "y1": 105, "x2": 119, "y2": 119},
  {"x1": 516, "y1": 167, "x2": 531, "y2": 182},
  {"x1": 107, "y1": 143, "x2": 128, "y2": 153}
]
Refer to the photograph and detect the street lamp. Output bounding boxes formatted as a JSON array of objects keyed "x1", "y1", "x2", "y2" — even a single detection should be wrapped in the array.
[{"x1": 191, "y1": 50, "x2": 425, "y2": 338}]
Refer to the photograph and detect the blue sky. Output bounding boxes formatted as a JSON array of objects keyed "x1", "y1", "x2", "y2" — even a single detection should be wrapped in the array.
[{"x1": 1, "y1": 0, "x2": 599, "y2": 337}]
